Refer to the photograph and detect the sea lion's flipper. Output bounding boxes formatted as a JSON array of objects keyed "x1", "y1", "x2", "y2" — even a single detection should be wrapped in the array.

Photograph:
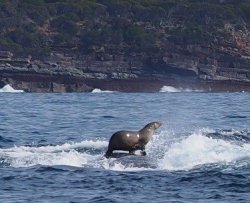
[
  {"x1": 140, "y1": 151, "x2": 147, "y2": 156},
  {"x1": 104, "y1": 150, "x2": 113, "y2": 158}
]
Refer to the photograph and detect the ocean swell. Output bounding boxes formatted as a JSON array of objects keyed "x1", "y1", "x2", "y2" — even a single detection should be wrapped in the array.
[{"x1": 0, "y1": 129, "x2": 249, "y2": 171}]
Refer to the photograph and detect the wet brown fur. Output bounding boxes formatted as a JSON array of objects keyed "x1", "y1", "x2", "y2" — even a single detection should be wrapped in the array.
[{"x1": 105, "y1": 122, "x2": 161, "y2": 158}]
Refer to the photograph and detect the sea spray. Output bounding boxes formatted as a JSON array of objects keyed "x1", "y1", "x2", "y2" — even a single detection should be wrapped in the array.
[
  {"x1": 1, "y1": 130, "x2": 250, "y2": 171},
  {"x1": 159, "y1": 86, "x2": 203, "y2": 93},
  {"x1": 0, "y1": 84, "x2": 24, "y2": 93},
  {"x1": 91, "y1": 88, "x2": 115, "y2": 93},
  {"x1": 158, "y1": 130, "x2": 250, "y2": 171},
  {"x1": 0, "y1": 140, "x2": 107, "y2": 168}
]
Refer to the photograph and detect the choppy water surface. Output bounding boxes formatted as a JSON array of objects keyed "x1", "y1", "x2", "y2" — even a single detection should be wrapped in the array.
[{"x1": 0, "y1": 92, "x2": 250, "y2": 202}]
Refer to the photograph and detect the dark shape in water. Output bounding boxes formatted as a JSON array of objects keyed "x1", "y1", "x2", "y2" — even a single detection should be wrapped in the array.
[
  {"x1": 105, "y1": 122, "x2": 162, "y2": 158},
  {"x1": 224, "y1": 115, "x2": 247, "y2": 119},
  {"x1": 107, "y1": 152, "x2": 158, "y2": 169},
  {"x1": 0, "y1": 135, "x2": 14, "y2": 143},
  {"x1": 206, "y1": 129, "x2": 250, "y2": 145}
]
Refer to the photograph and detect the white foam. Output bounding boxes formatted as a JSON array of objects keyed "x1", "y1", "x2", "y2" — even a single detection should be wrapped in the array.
[
  {"x1": 102, "y1": 161, "x2": 153, "y2": 172},
  {"x1": 159, "y1": 86, "x2": 202, "y2": 93},
  {"x1": 0, "y1": 84, "x2": 24, "y2": 93},
  {"x1": 1, "y1": 131, "x2": 250, "y2": 171},
  {"x1": 0, "y1": 140, "x2": 107, "y2": 168},
  {"x1": 158, "y1": 131, "x2": 250, "y2": 171},
  {"x1": 91, "y1": 88, "x2": 115, "y2": 93},
  {"x1": 159, "y1": 86, "x2": 182, "y2": 93},
  {"x1": 10, "y1": 150, "x2": 89, "y2": 167}
]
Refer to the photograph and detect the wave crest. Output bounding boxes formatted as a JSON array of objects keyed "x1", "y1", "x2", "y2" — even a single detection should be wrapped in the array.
[
  {"x1": 0, "y1": 140, "x2": 107, "y2": 168},
  {"x1": 91, "y1": 88, "x2": 115, "y2": 93},
  {"x1": 158, "y1": 130, "x2": 250, "y2": 170},
  {"x1": 0, "y1": 84, "x2": 24, "y2": 93},
  {"x1": 159, "y1": 86, "x2": 202, "y2": 93},
  {"x1": 1, "y1": 130, "x2": 250, "y2": 171}
]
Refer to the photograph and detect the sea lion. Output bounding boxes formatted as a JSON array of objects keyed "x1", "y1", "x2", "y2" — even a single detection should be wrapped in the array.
[{"x1": 105, "y1": 122, "x2": 162, "y2": 158}]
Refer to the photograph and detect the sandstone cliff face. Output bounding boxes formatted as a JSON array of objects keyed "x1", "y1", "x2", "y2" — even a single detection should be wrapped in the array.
[
  {"x1": 1, "y1": 43, "x2": 250, "y2": 92},
  {"x1": 0, "y1": 0, "x2": 250, "y2": 92}
]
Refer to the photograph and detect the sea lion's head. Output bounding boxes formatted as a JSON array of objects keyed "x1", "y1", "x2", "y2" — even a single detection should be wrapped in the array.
[{"x1": 143, "y1": 122, "x2": 162, "y2": 131}]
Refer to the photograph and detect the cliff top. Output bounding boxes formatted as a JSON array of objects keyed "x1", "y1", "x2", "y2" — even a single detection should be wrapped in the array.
[{"x1": 0, "y1": 0, "x2": 249, "y2": 57}]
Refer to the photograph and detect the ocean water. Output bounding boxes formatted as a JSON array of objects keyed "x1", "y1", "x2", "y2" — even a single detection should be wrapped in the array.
[{"x1": 0, "y1": 91, "x2": 249, "y2": 202}]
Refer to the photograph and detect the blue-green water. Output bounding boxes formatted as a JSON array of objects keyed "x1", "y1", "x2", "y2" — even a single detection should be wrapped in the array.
[{"x1": 0, "y1": 92, "x2": 249, "y2": 202}]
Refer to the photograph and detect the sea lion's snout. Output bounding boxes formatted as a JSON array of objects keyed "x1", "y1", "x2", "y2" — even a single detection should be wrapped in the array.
[{"x1": 154, "y1": 122, "x2": 162, "y2": 129}]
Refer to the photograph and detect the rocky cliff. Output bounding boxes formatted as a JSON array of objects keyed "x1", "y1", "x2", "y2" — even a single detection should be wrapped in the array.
[{"x1": 0, "y1": 0, "x2": 250, "y2": 92}]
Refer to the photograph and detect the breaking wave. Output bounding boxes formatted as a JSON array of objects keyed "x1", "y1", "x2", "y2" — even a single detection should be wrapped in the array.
[
  {"x1": 91, "y1": 88, "x2": 115, "y2": 93},
  {"x1": 0, "y1": 140, "x2": 107, "y2": 168},
  {"x1": 0, "y1": 129, "x2": 249, "y2": 171},
  {"x1": 159, "y1": 86, "x2": 203, "y2": 93},
  {"x1": 158, "y1": 130, "x2": 250, "y2": 170},
  {"x1": 0, "y1": 84, "x2": 24, "y2": 93}
]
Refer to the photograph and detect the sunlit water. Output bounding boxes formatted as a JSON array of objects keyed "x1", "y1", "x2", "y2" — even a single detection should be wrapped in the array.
[{"x1": 0, "y1": 92, "x2": 249, "y2": 202}]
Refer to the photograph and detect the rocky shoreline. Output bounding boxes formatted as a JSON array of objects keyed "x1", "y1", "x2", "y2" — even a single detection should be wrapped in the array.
[
  {"x1": 0, "y1": 51, "x2": 250, "y2": 93},
  {"x1": 1, "y1": 1, "x2": 250, "y2": 92}
]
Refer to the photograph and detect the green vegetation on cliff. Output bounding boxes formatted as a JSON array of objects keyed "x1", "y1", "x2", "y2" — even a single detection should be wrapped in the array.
[{"x1": 0, "y1": 0, "x2": 249, "y2": 56}]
